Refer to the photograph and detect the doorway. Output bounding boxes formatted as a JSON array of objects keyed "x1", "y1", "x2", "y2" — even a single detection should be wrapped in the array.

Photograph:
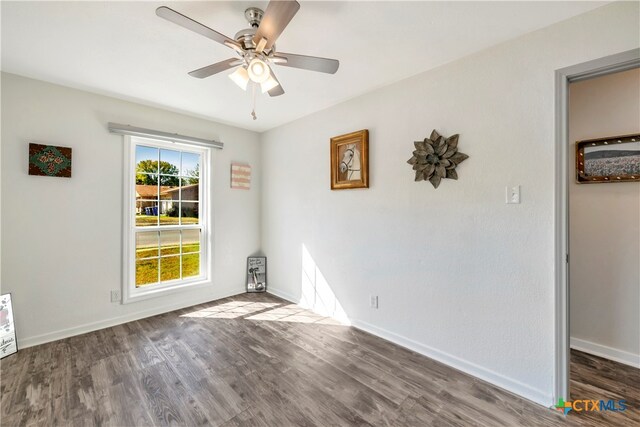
[
  {"x1": 554, "y1": 48, "x2": 640, "y2": 414},
  {"x1": 568, "y1": 67, "x2": 640, "y2": 424}
]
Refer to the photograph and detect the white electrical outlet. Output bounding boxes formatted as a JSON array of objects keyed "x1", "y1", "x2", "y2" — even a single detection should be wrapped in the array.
[
  {"x1": 110, "y1": 290, "x2": 121, "y2": 303},
  {"x1": 506, "y1": 185, "x2": 521, "y2": 204},
  {"x1": 370, "y1": 295, "x2": 379, "y2": 309}
]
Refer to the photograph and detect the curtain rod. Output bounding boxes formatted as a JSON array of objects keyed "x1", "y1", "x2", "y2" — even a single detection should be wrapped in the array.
[{"x1": 108, "y1": 123, "x2": 223, "y2": 149}]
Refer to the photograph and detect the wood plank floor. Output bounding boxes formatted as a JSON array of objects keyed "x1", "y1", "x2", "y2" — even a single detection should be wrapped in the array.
[
  {"x1": 1, "y1": 292, "x2": 637, "y2": 426},
  {"x1": 568, "y1": 349, "x2": 639, "y2": 426}
]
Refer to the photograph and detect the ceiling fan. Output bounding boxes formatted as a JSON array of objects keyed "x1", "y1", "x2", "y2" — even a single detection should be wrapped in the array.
[{"x1": 156, "y1": 0, "x2": 339, "y2": 100}]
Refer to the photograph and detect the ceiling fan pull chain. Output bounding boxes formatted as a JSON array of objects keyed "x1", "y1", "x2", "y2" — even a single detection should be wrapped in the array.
[{"x1": 251, "y1": 82, "x2": 258, "y2": 120}]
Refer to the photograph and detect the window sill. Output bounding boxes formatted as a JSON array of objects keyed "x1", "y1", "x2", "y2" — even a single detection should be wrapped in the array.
[{"x1": 122, "y1": 277, "x2": 210, "y2": 304}]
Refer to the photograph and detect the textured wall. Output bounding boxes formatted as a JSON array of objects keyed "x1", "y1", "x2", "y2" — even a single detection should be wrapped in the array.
[
  {"x1": 1, "y1": 73, "x2": 261, "y2": 346},
  {"x1": 260, "y1": 2, "x2": 639, "y2": 405}
]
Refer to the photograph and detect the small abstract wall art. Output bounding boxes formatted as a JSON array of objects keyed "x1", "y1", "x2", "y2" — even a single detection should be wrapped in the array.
[
  {"x1": 0, "y1": 294, "x2": 17, "y2": 359},
  {"x1": 28, "y1": 143, "x2": 72, "y2": 178},
  {"x1": 407, "y1": 129, "x2": 468, "y2": 189},
  {"x1": 231, "y1": 163, "x2": 251, "y2": 190}
]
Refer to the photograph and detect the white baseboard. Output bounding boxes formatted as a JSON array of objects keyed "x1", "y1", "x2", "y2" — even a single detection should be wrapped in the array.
[
  {"x1": 20, "y1": 285, "x2": 557, "y2": 407},
  {"x1": 267, "y1": 287, "x2": 552, "y2": 407},
  {"x1": 570, "y1": 337, "x2": 640, "y2": 368},
  {"x1": 351, "y1": 319, "x2": 552, "y2": 407},
  {"x1": 19, "y1": 289, "x2": 244, "y2": 349}
]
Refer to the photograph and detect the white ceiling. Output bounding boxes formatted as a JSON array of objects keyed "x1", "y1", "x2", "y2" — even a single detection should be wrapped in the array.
[{"x1": 1, "y1": 1, "x2": 606, "y2": 132}]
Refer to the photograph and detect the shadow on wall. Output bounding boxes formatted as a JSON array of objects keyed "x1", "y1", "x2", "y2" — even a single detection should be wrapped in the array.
[{"x1": 300, "y1": 244, "x2": 351, "y2": 325}]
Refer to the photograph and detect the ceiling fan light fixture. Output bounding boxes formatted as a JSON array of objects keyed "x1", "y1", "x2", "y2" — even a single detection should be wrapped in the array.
[
  {"x1": 248, "y1": 58, "x2": 270, "y2": 83},
  {"x1": 229, "y1": 67, "x2": 250, "y2": 90},
  {"x1": 260, "y1": 74, "x2": 279, "y2": 93},
  {"x1": 159, "y1": 0, "x2": 339, "y2": 103}
]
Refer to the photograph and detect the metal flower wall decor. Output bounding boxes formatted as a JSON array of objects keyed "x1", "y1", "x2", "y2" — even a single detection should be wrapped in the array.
[{"x1": 407, "y1": 130, "x2": 468, "y2": 188}]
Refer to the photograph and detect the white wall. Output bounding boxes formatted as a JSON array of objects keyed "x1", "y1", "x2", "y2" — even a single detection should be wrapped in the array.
[
  {"x1": 569, "y1": 68, "x2": 640, "y2": 367},
  {"x1": 260, "y1": 2, "x2": 639, "y2": 406},
  {"x1": 1, "y1": 73, "x2": 261, "y2": 347}
]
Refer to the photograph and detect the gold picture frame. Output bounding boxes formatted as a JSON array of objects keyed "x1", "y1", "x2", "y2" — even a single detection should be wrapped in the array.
[
  {"x1": 330, "y1": 129, "x2": 369, "y2": 190},
  {"x1": 576, "y1": 133, "x2": 640, "y2": 183}
]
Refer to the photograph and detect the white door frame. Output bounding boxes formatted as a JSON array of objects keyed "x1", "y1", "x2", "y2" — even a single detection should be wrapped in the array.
[{"x1": 553, "y1": 48, "x2": 640, "y2": 403}]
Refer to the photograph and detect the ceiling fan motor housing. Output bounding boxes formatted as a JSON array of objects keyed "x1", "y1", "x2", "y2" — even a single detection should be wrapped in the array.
[
  {"x1": 237, "y1": 7, "x2": 271, "y2": 52},
  {"x1": 234, "y1": 30, "x2": 275, "y2": 55},
  {"x1": 244, "y1": 7, "x2": 264, "y2": 28},
  {"x1": 235, "y1": 28, "x2": 257, "y2": 51}
]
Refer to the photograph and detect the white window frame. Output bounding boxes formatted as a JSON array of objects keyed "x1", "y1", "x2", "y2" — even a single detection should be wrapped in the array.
[{"x1": 122, "y1": 135, "x2": 211, "y2": 303}]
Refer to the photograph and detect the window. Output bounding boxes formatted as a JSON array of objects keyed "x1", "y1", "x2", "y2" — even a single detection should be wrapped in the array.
[{"x1": 123, "y1": 136, "x2": 209, "y2": 302}]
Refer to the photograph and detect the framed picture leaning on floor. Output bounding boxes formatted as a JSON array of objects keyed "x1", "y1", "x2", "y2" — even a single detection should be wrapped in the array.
[
  {"x1": 0, "y1": 293, "x2": 18, "y2": 358},
  {"x1": 247, "y1": 257, "x2": 267, "y2": 293}
]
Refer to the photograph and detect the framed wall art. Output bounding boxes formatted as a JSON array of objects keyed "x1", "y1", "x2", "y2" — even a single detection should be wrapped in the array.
[
  {"x1": 246, "y1": 256, "x2": 267, "y2": 293},
  {"x1": 576, "y1": 133, "x2": 640, "y2": 183},
  {"x1": 330, "y1": 129, "x2": 369, "y2": 190},
  {"x1": 0, "y1": 294, "x2": 18, "y2": 359},
  {"x1": 28, "y1": 143, "x2": 72, "y2": 178},
  {"x1": 231, "y1": 163, "x2": 251, "y2": 190}
]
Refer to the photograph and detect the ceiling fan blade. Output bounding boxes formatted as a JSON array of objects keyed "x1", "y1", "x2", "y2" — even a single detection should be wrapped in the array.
[
  {"x1": 273, "y1": 52, "x2": 339, "y2": 74},
  {"x1": 189, "y1": 58, "x2": 241, "y2": 79},
  {"x1": 268, "y1": 72, "x2": 285, "y2": 97},
  {"x1": 253, "y1": 0, "x2": 300, "y2": 52},
  {"x1": 156, "y1": 6, "x2": 237, "y2": 48}
]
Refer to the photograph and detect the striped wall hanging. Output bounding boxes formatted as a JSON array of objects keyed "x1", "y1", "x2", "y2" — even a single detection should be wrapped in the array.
[{"x1": 230, "y1": 163, "x2": 251, "y2": 190}]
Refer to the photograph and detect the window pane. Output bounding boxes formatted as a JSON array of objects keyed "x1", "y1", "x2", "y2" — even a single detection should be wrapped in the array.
[
  {"x1": 159, "y1": 179, "x2": 179, "y2": 227},
  {"x1": 160, "y1": 149, "x2": 180, "y2": 176},
  {"x1": 159, "y1": 174, "x2": 180, "y2": 186},
  {"x1": 136, "y1": 231, "x2": 158, "y2": 259},
  {"x1": 182, "y1": 253, "x2": 200, "y2": 278},
  {"x1": 160, "y1": 230, "x2": 180, "y2": 256},
  {"x1": 136, "y1": 173, "x2": 159, "y2": 185},
  {"x1": 136, "y1": 200, "x2": 158, "y2": 227},
  {"x1": 160, "y1": 256, "x2": 181, "y2": 282},
  {"x1": 136, "y1": 180, "x2": 158, "y2": 198},
  {"x1": 182, "y1": 230, "x2": 200, "y2": 254},
  {"x1": 136, "y1": 258, "x2": 158, "y2": 287},
  {"x1": 179, "y1": 177, "x2": 199, "y2": 201},
  {"x1": 182, "y1": 152, "x2": 200, "y2": 178},
  {"x1": 181, "y1": 202, "x2": 199, "y2": 225},
  {"x1": 136, "y1": 146, "x2": 158, "y2": 173},
  {"x1": 160, "y1": 178, "x2": 179, "y2": 196},
  {"x1": 159, "y1": 200, "x2": 180, "y2": 225}
]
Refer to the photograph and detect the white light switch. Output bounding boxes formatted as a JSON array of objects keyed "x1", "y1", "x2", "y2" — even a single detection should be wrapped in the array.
[{"x1": 506, "y1": 185, "x2": 520, "y2": 204}]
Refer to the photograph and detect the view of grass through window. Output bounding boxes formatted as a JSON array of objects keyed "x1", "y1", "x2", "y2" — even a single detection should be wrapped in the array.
[{"x1": 133, "y1": 145, "x2": 202, "y2": 287}]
